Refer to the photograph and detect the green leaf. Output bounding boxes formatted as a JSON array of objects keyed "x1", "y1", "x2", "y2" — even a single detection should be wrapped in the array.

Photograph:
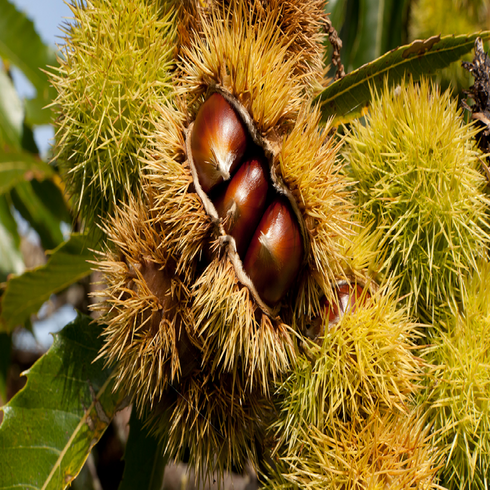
[
  {"x1": 10, "y1": 180, "x2": 64, "y2": 250},
  {"x1": 0, "y1": 69, "x2": 23, "y2": 149},
  {"x1": 350, "y1": 0, "x2": 411, "y2": 69},
  {"x1": 0, "y1": 194, "x2": 19, "y2": 248},
  {"x1": 382, "y1": 0, "x2": 411, "y2": 52},
  {"x1": 0, "y1": 234, "x2": 97, "y2": 333},
  {"x1": 0, "y1": 333, "x2": 11, "y2": 402},
  {"x1": 31, "y1": 178, "x2": 72, "y2": 225},
  {"x1": 0, "y1": 150, "x2": 53, "y2": 195},
  {"x1": 336, "y1": 0, "x2": 360, "y2": 73},
  {"x1": 0, "y1": 313, "x2": 127, "y2": 490},
  {"x1": 119, "y1": 410, "x2": 168, "y2": 490},
  {"x1": 317, "y1": 32, "x2": 490, "y2": 124},
  {"x1": 0, "y1": 0, "x2": 57, "y2": 95},
  {"x1": 0, "y1": 195, "x2": 23, "y2": 283},
  {"x1": 24, "y1": 91, "x2": 57, "y2": 127},
  {"x1": 325, "y1": 0, "x2": 345, "y2": 29},
  {"x1": 352, "y1": 0, "x2": 385, "y2": 69}
]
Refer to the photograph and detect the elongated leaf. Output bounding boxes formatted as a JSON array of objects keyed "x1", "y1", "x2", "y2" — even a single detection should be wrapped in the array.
[
  {"x1": 0, "y1": 234, "x2": 97, "y2": 333},
  {"x1": 0, "y1": 69, "x2": 23, "y2": 149},
  {"x1": 352, "y1": 0, "x2": 385, "y2": 68},
  {"x1": 325, "y1": 0, "x2": 345, "y2": 28},
  {"x1": 10, "y1": 180, "x2": 63, "y2": 250},
  {"x1": 383, "y1": 0, "x2": 411, "y2": 52},
  {"x1": 350, "y1": 0, "x2": 410, "y2": 69},
  {"x1": 0, "y1": 313, "x2": 126, "y2": 490},
  {"x1": 31, "y1": 178, "x2": 71, "y2": 224},
  {"x1": 0, "y1": 194, "x2": 19, "y2": 248},
  {"x1": 336, "y1": 0, "x2": 360, "y2": 73},
  {"x1": 119, "y1": 410, "x2": 167, "y2": 490},
  {"x1": 0, "y1": 0, "x2": 57, "y2": 94},
  {"x1": 0, "y1": 333, "x2": 11, "y2": 402},
  {"x1": 317, "y1": 32, "x2": 490, "y2": 124},
  {"x1": 0, "y1": 195, "x2": 23, "y2": 283},
  {"x1": 25, "y1": 89, "x2": 57, "y2": 126},
  {"x1": 0, "y1": 150, "x2": 53, "y2": 195}
]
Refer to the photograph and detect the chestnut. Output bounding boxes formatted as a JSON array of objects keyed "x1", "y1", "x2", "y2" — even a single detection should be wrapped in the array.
[
  {"x1": 243, "y1": 196, "x2": 303, "y2": 305},
  {"x1": 190, "y1": 92, "x2": 248, "y2": 193},
  {"x1": 307, "y1": 282, "x2": 370, "y2": 339},
  {"x1": 213, "y1": 154, "x2": 270, "y2": 257}
]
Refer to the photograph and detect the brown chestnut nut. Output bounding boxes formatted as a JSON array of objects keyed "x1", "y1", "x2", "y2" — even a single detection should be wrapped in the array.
[
  {"x1": 243, "y1": 196, "x2": 303, "y2": 305},
  {"x1": 326, "y1": 282, "x2": 367, "y2": 324},
  {"x1": 190, "y1": 93, "x2": 248, "y2": 193},
  {"x1": 213, "y1": 154, "x2": 270, "y2": 258},
  {"x1": 307, "y1": 282, "x2": 370, "y2": 339}
]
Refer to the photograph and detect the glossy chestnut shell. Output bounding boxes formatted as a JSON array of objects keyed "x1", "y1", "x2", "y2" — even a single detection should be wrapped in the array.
[
  {"x1": 213, "y1": 154, "x2": 270, "y2": 258},
  {"x1": 243, "y1": 197, "x2": 303, "y2": 305},
  {"x1": 190, "y1": 93, "x2": 248, "y2": 193}
]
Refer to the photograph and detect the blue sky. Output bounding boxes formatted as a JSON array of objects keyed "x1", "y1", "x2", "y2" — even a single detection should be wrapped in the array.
[
  {"x1": 11, "y1": 0, "x2": 72, "y2": 47},
  {"x1": 10, "y1": 0, "x2": 72, "y2": 157}
]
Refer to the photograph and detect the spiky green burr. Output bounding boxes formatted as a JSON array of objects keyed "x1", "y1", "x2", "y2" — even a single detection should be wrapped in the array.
[
  {"x1": 264, "y1": 284, "x2": 438, "y2": 489},
  {"x1": 421, "y1": 260, "x2": 490, "y2": 489},
  {"x1": 50, "y1": 0, "x2": 177, "y2": 230},
  {"x1": 344, "y1": 78, "x2": 490, "y2": 324}
]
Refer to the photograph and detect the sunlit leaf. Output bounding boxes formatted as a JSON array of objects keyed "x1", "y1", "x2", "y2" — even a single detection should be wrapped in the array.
[
  {"x1": 0, "y1": 150, "x2": 53, "y2": 195},
  {"x1": 0, "y1": 234, "x2": 97, "y2": 333},
  {"x1": 25, "y1": 88, "x2": 58, "y2": 127},
  {"x1": 0, "y1": 69, "x2": 23, "y2": 149},
  {"x1": 317, "y1": 32, "x2": 490, "y2": 124},
  {"x1": 0, "y1": 195, "x2": 23, "y2": 283},
  {"x1": 0, "y1": 313, "x2": 127, "y2": 490}
]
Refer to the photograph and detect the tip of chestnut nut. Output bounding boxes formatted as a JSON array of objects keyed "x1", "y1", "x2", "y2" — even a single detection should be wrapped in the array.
[
  {"x1": 307, "y1": 282, "x2": 370, "y2": 339},
  {"x1": 190, "y1": 92, "x2": 248, "y2": 193},
  {"x1": 243, "y1": 196, "x2": 303, "y2": 305}
]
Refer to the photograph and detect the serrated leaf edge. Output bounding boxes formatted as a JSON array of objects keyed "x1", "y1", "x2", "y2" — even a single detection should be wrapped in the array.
[{"x1": 318, "y1": 32, "x2": 490, "y2": 108}]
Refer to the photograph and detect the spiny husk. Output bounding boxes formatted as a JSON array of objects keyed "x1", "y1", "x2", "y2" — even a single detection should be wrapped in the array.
[
  {"x1": 337, "y1": 219, "x2": 385, "y2": 286},
  {"x1": 344, "y1": 78, "x2": 490, "y2": 324},
  {"x1": 189, "y1": 254, "x2": 297, "y2": 392},
  {"x1": 92, "y1": 187, "x2": 271, "y2": 478},
  {"x1": 142, "y1": 0, "x2": 351, "y2": 391},
  {"x1": 263, "y1": 283, "x2": 436, "y2": 489},
  {"x1": 92, "y1": 0, "x2": 350, "y2": 476},
  {"x1": 142, "y1": 100, "x2": 299, "y2": 392},
  {"x1": 178, "y1": 0, "x2": 327, "y2": 95},
  {"x1": 264, "y1": 408, "x2": 439, "y2": 490},
  {"x1": 279, "y1": 106, "x2": 353, "y2": 317},
  {"x1": 421, "y1": 260, "x2": 490, "y2": 489},
  {"x1": 178, "y1": 1, "x2": 309, "y2": 140},
  {"x1": 50, "y1": 0, "x2": 177, "y2": 230},
  {"x1": 92, "y1": 193, "x2": 201, "y2": 410},
  {"x1": 150, "y1": 369, "x2": 272, "y2": 479},
  {"x1": 272, "y1": 283, "x2": 422, "y2": 456},
  {"x1": 143, "y1": 101, "x2": 214, "y2": 284}
]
